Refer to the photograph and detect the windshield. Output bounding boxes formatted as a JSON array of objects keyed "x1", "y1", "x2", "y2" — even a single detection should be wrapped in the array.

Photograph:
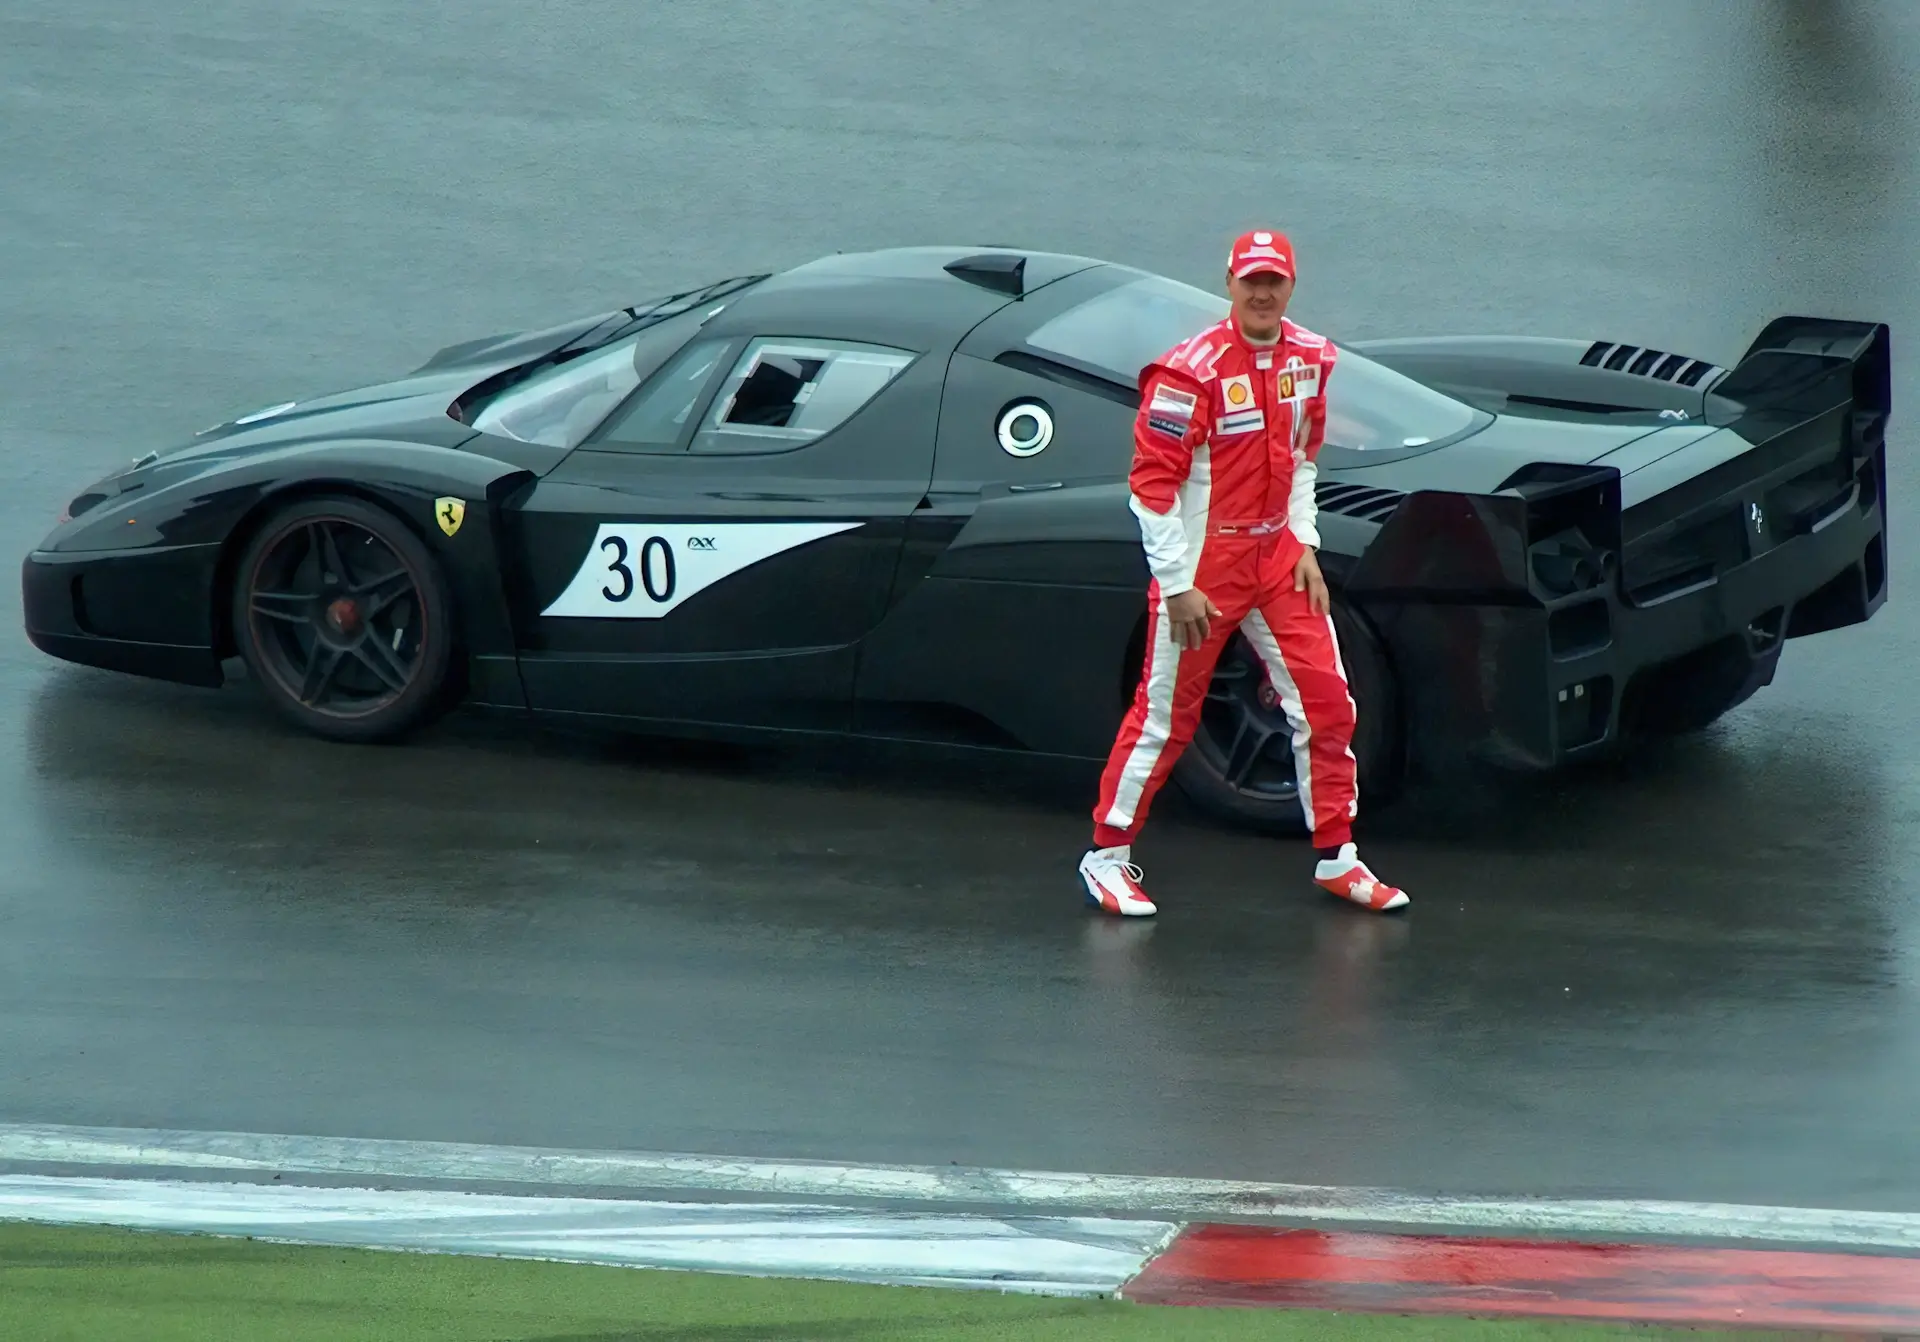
[
  {"x1": 1024, "y1": 273, "x2": 1483, "y2": 452},
  {"x1": 1320, "y1": 351, "x2": 1485, "y2": 452},
  {"x1": 467, "y1": 305, "x2": 713, "y2": 449}
]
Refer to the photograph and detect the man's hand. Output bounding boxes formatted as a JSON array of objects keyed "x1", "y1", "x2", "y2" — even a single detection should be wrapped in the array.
[
  {"x1": 1165, "y1": 589, "x2": 1222, "y2": 650},
  {"x1": 1294, "y1": 548, "x2": 1330, "y2": 616}
]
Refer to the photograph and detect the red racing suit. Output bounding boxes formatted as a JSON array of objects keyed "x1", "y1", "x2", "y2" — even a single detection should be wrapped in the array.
[{"x1": 1092, "y1": 314, "x2": 1360, "y2": 850}]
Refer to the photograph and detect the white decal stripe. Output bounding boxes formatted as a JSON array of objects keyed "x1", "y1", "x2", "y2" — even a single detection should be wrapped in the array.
[
  {"x1": 0, "y1": 1174, "x2": 1175, "y2": 1298},
  {"x1": 1287, "y1": 453, "x2": 1319, "y2": 549},
  {"x1": 1241, "y1": 610, "x2": 1314, "y2": 825},
  {"x1": 1102, "y1": 604, "x2": 1183, "y2": 831},
  {"x1": 1128, "y1": 441, "x2": 1210, "y2": 607},
  {"x1": 5, "y1": 1123, "x2": 1920, "y2": 1251},
  {"x1": 1326, "y1": 611, "x2": 1361, "y2": 796},
  {"x1": 1186, "y1": 442, "x2": 1212, "y2": 489},
  {"x1": 541, "y1": 521, "x2": 861, "y2": 619},
  {"x1": 1131, "y1": 500, "x2": 1192, "y2": 594}
]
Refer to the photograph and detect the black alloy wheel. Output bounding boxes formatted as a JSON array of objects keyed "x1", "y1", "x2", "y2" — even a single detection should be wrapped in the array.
[
  {"x1": 232, "y1": 495, "x2": 457, "y2": 743},
  {"x1": 1172, "y1": 602, "x2": 1401, "y2": 834}
]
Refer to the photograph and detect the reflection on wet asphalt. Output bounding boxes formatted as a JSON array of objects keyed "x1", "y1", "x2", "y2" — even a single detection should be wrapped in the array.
[{"x1": 1, "y1": 0, "x2": 1916, "y2": 1209}]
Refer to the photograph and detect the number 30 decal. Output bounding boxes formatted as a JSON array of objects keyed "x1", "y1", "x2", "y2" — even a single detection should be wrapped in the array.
[
  {"x1": 599, "y1": 535, "x2": 633, "y2": 601},
  {"x1": 543, "y1": 522, "x2": 860, "y2": 620},
  {"x1": 598, "y1": 534, "x2": 676, "y2": 604}
]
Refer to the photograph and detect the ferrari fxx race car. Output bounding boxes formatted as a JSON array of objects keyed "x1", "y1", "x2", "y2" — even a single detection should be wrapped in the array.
[{"x1": 22, "y1": 246, "x2": 1891, "y2": 833}]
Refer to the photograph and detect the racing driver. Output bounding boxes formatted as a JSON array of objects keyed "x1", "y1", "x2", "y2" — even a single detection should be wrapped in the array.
[{"x1": 1077, "y1": 229, "x2": 1409, "y2": 918}]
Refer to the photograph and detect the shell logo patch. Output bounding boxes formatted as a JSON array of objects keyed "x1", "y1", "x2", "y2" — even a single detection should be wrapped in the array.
[{"x1": 1222, "y1": 374, "x2": 1253, "y2": 408}]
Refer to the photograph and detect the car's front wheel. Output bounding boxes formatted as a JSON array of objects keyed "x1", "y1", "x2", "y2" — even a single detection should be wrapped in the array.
[
  {"x1": 231, "y1": 494, "x2": 458, "y2": 743},
  {"x1": 1171, "y1": 600, "x2": 1402, "y2": 836}
]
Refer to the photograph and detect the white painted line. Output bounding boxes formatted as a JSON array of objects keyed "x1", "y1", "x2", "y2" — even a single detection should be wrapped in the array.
[
  {"x1": 0, "y1": 1175, "x2": 1177, "y2": 1298},
  {"x1": 4, "y1": 1121, "x2": 1919, "y2": 1252}
]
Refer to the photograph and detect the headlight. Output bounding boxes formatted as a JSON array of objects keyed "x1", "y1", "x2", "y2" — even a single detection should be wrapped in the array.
[{"x1": 57, "y1": 452, "x2": 156, "y2": 523}]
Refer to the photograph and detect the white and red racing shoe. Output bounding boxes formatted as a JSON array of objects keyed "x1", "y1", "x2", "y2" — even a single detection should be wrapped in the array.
[
  {"x1": 1314, "y1": 844, "x2": 1409, "y2": 912},
  {"x1": 1078, "y1": 846, "x2": 1157, "y2": 917}
]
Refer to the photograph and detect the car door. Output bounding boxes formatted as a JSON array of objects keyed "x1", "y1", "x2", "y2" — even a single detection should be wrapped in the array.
[
  {"x1": 507, "y1": 328, "x2": 941, "y2": 732},
  {"x1": 853, "y1": 266, "x2": 1170, "y2": 756}
]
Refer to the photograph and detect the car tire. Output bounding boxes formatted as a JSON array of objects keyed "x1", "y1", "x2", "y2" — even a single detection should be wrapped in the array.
[
  {"x1": 231, "y1": 494, "x2": 459, "y2": 744},
  {"x1": 1170, "y1": 599, "x2": 1402, "y2": 836}
]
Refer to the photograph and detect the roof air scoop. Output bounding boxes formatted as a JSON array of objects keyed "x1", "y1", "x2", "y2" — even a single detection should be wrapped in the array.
[{"x1": 944, "y1": 253, "x2": 1026, "y2": 296}]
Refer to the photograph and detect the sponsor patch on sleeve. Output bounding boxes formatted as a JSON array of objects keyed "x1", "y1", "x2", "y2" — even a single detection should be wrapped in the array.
[{"x1": 1148, "y1": 383, "x2": 1198, "y2": 422}]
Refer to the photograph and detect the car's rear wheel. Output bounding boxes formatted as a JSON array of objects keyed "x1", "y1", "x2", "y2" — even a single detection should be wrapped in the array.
[
  {"x1": 1171, "y1": 600, "x2": 1402, "y2": 835},
  {"x1": 232, "y1": 495, "x2": 457, "y2": 743}
]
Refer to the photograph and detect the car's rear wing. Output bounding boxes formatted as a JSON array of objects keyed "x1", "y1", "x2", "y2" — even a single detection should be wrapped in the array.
[
  {"x1": 1705, "y1": 315, "x2": 1890, "y2": 453},
  {"x1": 1345, "y1": 313, "x2": 1890, "y2": 608},
  {"x1": 1714, "y1": 315, "x2": 1890, "y2": 408},
  {"x1": 1340, "y1": 314, "x2": 1890, "y2": 774}
]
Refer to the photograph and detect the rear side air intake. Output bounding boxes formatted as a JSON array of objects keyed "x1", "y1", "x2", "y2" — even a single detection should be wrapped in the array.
[
  {"x1": 1579, "y1": 341, "x2": 1722, "y2": 388},
  {"x1": 1316, "y1": 482, "x2": 1406, "y2": 523}
]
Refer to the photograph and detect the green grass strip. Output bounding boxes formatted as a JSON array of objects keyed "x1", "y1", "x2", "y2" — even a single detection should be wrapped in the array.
[{"x1": 0, "y1": 1221, "x2": 1788, "y2": 1341}]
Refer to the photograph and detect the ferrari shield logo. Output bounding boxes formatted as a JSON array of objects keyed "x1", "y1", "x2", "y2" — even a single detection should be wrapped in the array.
[
  {"x1": 1276, "y1": 356, "x2": 1320, "y2": 402},
  {"x1": 434, "y1": 497, "x2": 466, "y2": 537}
]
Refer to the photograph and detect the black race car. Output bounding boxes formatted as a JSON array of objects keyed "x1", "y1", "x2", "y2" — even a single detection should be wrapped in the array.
[{"x1": 22, "y1": 246, "x2": 1892, "y2": 834}]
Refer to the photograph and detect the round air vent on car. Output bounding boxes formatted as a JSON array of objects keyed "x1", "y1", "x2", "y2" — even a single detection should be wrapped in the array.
[{"x1": 997, "y1": 402, "x2": 1053, "y2": 457}]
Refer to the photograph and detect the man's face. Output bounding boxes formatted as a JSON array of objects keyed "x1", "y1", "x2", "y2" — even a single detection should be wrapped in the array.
[{"x1": 1227, "y1": 270, "x2": 1293, "y2": 335}]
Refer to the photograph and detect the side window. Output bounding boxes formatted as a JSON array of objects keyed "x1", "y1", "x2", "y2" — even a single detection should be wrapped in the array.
[
  {"x1": 691, "y1": 338, "x2": 914, "y2": 455},
  {"x1": 1023, "y1": 275, "x2": 1229, "y2": 386},
  {"x1": 590, "y1": 338, "x2": 732, "y2": 452}
]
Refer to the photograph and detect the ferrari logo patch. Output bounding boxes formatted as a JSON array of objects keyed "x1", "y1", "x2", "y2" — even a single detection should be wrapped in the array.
[
  {"x1": 1221, "y1": 374, "x2": 1254, "y2": 408},
  {"x1": 435, "y1": 497, "x2": 466, "y2": 537},
  {"x1": 1277, "y1": 359, "x2": 1320, "y2": 402}
]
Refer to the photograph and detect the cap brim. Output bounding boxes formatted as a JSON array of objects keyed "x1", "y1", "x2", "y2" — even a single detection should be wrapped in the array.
[{"x1": 1232, "y1": 261, "x2": 1292, "y2": 279}]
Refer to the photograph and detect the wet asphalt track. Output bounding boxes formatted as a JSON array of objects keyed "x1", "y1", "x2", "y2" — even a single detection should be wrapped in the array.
[{"x1": 2, "y1": 1, "x2": 1917, "y2": 1213}]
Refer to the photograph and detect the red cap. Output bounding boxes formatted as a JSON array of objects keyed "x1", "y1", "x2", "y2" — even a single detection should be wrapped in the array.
[{"x1": 1228, "y1": 229, "x2": 1295, "y2": 279}]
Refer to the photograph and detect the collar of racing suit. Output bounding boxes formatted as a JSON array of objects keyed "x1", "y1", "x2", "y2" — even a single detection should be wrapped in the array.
[{"x1": 1231, "y1": 315, "x2": 1281, "y2": 347}]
